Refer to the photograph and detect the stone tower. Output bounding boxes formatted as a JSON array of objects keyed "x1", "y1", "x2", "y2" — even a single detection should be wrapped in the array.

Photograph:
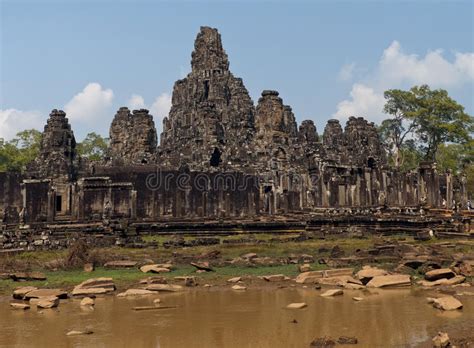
[
  {"x1": 159, "y1": 26, "x2": 256, "y2": 170},
  {"x1": 32, "y1": 109, "x2": 78, "y2": 179},
  {"x1": 254, "y1": 90, "x2": 299, "y2": 170},
  {"x1": 108, "y1": 107, "x2": 158, "y2": 165}
]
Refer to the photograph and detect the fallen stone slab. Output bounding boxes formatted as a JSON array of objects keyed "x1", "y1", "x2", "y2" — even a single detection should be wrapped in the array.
[
  {"x1": 117, "y1": 289, "x2": 157, "y2": 297},
  {"x1": 295, "y1": 269, "x2": 354, "y2": 284},
  {"x1": 13, "y1": 286, "x2": 38, "y2": 299},
  {"x1": 231, "y1": 285, "x2": 247, "y2": 291},
  {"x1": 139, "y1": 276, "x2": 167, "y2": 285},
  {"x1": 344, "y1": 283, "x2": 365, "y2": 290},
  {"x1": 10, "y1": 302, "x2": 30, "y2": 310},
  {"x1": 104, "y1": 260, "x2": 138, "y2": 269},
  {"x1": 145, "y1": 284, "x2": 184, "y2": 292},
  {"x1": 24, "y1": 289, "x2": 68, "y2": 300},
  {"x1": 432, "y1": 296, "x2": 463, "y2": 311},
  {"x1": 227, "y1": 277, "x2": 241, "y2": 283},
  {"x1": 352, "y1": 297, "x2": 364, "y2": 301},
  {"x1": 356, "y1": 266, "x2": 388, "y2": 284},
  {"x1": 190, "y1": 262, "x2": 214, "y2": 272},
  {"x1": 36, "y1": 296, "x2": 59, "y2": 309},
  {"x1": 140, "y1": 265, "x2": 171, "y2": 274},
  {"x1": 263, "y1": 274, "x2": 285, "y2": 282},
  {"x1": 66, "y1": 330, "x2": 93, "y2": 336},
  {"x1": 286, "y1": 302, "x2": 307, "y2": 309},
  {"x1": 418, "y1": 275, "x2": 466, "y2": 287},
  {"x1": 425, "y1": 268, "x2": 455, "y2": 281},
  {"x1": 318, "y1": 275, "x2": 362, "y2": 286},
  {"x1": 10, "y1": 272, "x2": 47, "y2": 281},
  {"x1": 366, "y1": 274, "x2": 411, "y2": 288},
  {"x1": 72, "y1": 287, "x2": 113, "y2": 296},
  {"x1": 321, "y1": 289, "x2": 343, "y2": 297},
  {"x1": 75, "y1": 278, "x2": 116, "y2": 290}
]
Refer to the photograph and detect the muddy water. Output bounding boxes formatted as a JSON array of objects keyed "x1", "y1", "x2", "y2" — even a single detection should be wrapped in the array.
[{"x1": 0, "y1": 288, "x2": 472, "y2": 348}]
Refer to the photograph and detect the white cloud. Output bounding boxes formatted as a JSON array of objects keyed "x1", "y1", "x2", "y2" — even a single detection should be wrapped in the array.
[
  {"x1": 150, "y1": 93, "x2": 172, "y2": 120},
  {"x1": 128, "y1": 94, "x2": 146, "y2": 110},
  {"x1": 333, "y1": 84, "x2": 385, "y2": 123},
  {"x1": 333, "y1": 41, "x2": 474, "y2": 124},
  {"x1": 0, "y1": 109, "x2": 44, "y2": 141},
  {"x1": 338, "y1": 62, "x2": 356, "y2": 81},
  {"x1": 127, "y1": 92, "x2": 172, "y2": 134},
  {"x1": 64, "y1": 82, "x2": 114, "y2": 125}
]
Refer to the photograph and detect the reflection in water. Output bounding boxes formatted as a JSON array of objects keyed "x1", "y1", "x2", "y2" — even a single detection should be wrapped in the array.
[{"x1": 0, "y1": 288, "x2": 471, "y2": 348}]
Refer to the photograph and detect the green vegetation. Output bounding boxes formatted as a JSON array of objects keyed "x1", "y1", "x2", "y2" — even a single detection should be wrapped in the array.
[
  {"x1": 0, "y1": 131, "x2": 109, "y2": 172},
  {"x1": 76, "y1": 132, "x2": 109, "y2": 161},
  {"x1": 0, "y1": 129, "x2": 41, "y2": 172},
  {"x1": 379, "y1": 85, "x2": 473, "y2": 171}
]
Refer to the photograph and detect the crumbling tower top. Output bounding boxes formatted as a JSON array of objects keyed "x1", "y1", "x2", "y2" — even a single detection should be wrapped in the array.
[{"x1": 191, "y1": 26, "x2": 230, "y2": 75}]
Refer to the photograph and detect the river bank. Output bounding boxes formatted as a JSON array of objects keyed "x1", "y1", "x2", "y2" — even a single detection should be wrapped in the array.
[{"x1": 1, "y1": 234, "x2": 473, "y2": 346}]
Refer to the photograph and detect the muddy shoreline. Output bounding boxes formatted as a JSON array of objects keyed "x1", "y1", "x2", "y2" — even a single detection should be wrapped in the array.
[{"x1": 1, "y1": 235, "x2": 473, "y2": 347}]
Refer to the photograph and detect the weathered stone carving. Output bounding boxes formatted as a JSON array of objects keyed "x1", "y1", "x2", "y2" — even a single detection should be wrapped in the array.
[
  {"x1": 0, "y1": 26, "x2": 468, "y2": 232},
  {"x1": 29, "y1": 109, "x2": 78, "y2": 180},
  {"x1": 108, "y1": 107, "x2": 157, "y2": 165},
  {"x1": 158, "y1": 26, "x2": 255, "y2": 170}
]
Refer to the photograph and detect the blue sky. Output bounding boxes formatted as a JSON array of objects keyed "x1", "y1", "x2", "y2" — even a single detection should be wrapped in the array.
[{"x1": 1, "y1": 0, "x2": 473, "y2": 141}]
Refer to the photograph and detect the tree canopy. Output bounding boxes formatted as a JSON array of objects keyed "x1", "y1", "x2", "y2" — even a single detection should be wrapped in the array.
[
  {"x1": 76, "y1": 132, "x2": 109, "y2": 161},
  {"x1": 380, "y1": 85, "x2": 473, "y2": 170},
  {"x1": 0, "y1": 129, "x2": 42, "y2": 172}
]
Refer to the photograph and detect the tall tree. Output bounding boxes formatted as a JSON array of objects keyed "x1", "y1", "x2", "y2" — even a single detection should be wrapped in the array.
[
  {"x1": 77, "y1": 132, "x2": 109, "y2": 161},
  {"x1": 381, "y1": 85, "x2": 473, "y2": 167},
  {"x1": 0, "y1": 129, "x2": 42, "y2": 172},
  {"x1": 381, "y1": 89, "x2": 418, "y2": 168}
]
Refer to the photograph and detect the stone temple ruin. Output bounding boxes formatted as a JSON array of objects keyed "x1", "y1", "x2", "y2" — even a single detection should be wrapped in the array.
[{"x1": 0, "y1": 27, "x2": 471, "y2": 250}]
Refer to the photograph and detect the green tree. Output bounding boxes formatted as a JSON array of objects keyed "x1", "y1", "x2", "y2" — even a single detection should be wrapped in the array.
[
  {"x1": 381, "y1": 89, "x2": 419, "y2": 168},
  {"x1": 77, "y1": 132, "x2": 109, "y2": 161},
  {"x1": 0, "y1": 129, "x2": 42, "y2": 172},
  {"x1": 411, "y1": 85, "x2": 473, "y2": 161},
  {"x1": 381, "y1": 85, "x2": 473, "y2": 167}
]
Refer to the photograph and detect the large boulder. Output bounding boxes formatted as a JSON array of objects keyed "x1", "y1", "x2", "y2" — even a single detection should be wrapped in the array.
[
  {"x1": 425, "y1": 268, "x2": 455, "y2": 281},
  {"x1": 356, "y1": 266, "x2": 388, "y2": 284},
  {"x1": 432, "y1": 296, "x2": 463, "y2": 311},
  {"x1": 366, "y1": 274, "x2": 411, "y2": 288}
]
